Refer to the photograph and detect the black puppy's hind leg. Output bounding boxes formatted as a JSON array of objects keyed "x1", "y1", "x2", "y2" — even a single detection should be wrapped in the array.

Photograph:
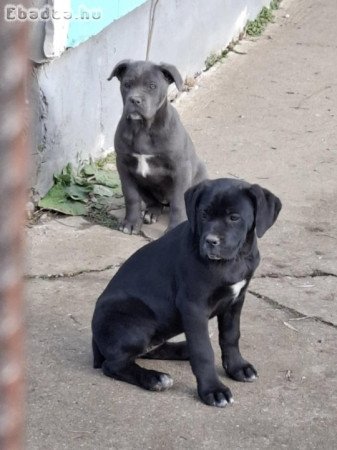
[
  {"x1": 92, "y1": 337, "x2": 105, "y2": 369},
  {"x1": 103, "y1": 360, "x2": 173, "y2": 391},
  {"x1": 141, "y1": 341, "x2": 189, "y2": 360},
  {"x1": 97, "y1": 320, "x2": 174, "y2": 391}
]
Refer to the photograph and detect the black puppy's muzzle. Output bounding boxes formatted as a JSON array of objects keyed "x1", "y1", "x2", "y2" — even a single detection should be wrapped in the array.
[
  {"x1": 202, "y1": 234, "x2": 222, "y2": 260},
  {"x1": 201, "y1": 234, "x2": 239, "y2": 261}
]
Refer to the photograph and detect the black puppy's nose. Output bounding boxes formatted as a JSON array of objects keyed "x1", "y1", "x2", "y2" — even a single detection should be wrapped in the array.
[
  {"x1": 130, "y1": 96, "x2": 142, "y2": 105},
  {"x1": 205, "y1": 234, "x2": 220, "y2": 246}
]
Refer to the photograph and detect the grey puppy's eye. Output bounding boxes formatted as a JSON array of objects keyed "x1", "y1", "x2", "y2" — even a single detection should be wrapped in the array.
[
  {"x1": 123, "y1": 81, "x2": 131, "y2": 89},
  {"x1": 149, "y1": 82, "x2": 157, "y2": 90}
]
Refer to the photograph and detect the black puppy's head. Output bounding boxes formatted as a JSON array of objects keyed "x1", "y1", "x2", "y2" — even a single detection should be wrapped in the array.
[
  {"x1": 185, "y1": 179, "x2": 282, "y2": 261},
  {"x1": 107, "y1": 60, "x2": 183, "y2": 121}
]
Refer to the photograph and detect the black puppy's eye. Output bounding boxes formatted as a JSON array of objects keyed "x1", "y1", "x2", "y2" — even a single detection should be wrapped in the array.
[
  {"x1": 123, "y1": 81, "x2": 131, "y2": 89},
  {"x1": 229, "y1": 214, "x2": 240, "y2": 222},
  {"x1": 149, "y1": 82, "x2": 157, "y2": 90}
]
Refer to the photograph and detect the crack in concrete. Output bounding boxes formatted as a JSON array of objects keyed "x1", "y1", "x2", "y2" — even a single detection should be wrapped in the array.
[
  {"x1": 255, "y1": 269, "x2": 337, "y2": 279},
  {"x1": 26, "y1": 263, "x2": 121, "y2": 280},
  {"x1": 248, "y1": 289, "x2": 337, "y2": 330}
]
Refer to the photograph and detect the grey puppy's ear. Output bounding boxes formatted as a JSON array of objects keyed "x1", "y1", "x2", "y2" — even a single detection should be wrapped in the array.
[
  {"x1": 107, "y1": 59, "x2": 132, "y2": 81},
  {"x1": 159, "y1": 63, "x2": 184, "y2": 91},
  {"x1": 184, "y1": 180, "x2": 210, "y2": 234},
  {"x1": 248, "y1": 184, "x2": 282, "y2": 238}
]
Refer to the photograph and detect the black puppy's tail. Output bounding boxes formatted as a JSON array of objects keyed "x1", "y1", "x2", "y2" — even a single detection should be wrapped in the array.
[{"x1": 92, "y1": 337, "x2": 105, "y2": 369}]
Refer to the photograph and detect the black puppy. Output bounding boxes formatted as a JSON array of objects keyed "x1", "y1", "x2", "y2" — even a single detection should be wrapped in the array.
[
  {"x1": 108, "y1": 60, "x2": 207, "y2": 234},
  {"x1": 92, "y1": 178, "x2": 281, "y2": 407}
]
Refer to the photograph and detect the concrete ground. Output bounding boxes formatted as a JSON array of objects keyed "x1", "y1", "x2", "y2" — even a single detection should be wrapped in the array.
[{"x1": 26, "y1": 0, "x2": 337, "y2": 448}]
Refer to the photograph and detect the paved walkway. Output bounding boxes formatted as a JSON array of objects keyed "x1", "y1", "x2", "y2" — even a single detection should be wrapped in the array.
[{"x1": 27, "y1": 0, "x2": 337, "y2": 448}]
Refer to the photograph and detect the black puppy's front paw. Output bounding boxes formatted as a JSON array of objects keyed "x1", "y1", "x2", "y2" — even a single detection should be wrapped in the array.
[
  {"x1": 118, "y1": 218, "x2": 142, "y2": 235},
  {"x1": 198, "y1": 383, "x2": 234, "y2": 408},
  {"x1": 225, "y1": 360, "x2": 258, "y2": 382}
]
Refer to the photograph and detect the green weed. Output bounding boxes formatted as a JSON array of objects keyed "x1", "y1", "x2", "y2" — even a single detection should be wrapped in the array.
[
  {"x1": 38, "y1": 154, "x2": 122, "y2": 227},
  {"x1": 246, "y1": 0, "x2": 281, "y2": 36}
]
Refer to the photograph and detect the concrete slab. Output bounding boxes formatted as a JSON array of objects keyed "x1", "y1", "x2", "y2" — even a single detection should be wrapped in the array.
[
  {"x1": 26, "y1": 273, "x2": 337, "y2": 450},
  {"x1": 250, "y1": 276, "x2": 337, "y2": 326},
  {"x1": 256, "y1": 219, "x2": 337, "y2": 277},
  {"x1": 26, "y1": 217, "x2": 147, "y2": 277}
]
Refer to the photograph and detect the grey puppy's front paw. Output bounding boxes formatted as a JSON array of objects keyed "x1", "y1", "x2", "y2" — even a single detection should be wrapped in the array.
[
  {"x1": 118, "y1": 219, "x2": 142, "y2": 235},
  {"x1": 143, "y1": 205, "x2": 163, "y2": 224}
]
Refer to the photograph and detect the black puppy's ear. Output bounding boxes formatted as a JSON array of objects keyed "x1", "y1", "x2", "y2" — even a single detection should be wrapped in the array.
[
  {"x1": 184, "y1": 180, "x2": 209, "y2": 234},
  {"x1": 248, "y1": 184, "x2": 282, "y2": 238},
  {"x1": 159, "y1": 63, "x2": 184, "y2": 91},
  {"x1": 107, "y1": 59, "x2": 132, "y2": 81}
]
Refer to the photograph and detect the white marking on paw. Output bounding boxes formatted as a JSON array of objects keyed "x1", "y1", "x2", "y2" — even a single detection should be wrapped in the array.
[
  {"x1": 246, "y1": 374, "x2": 257, "y2": 381},
  {"x1": 159, "y1": 374, "x2": 174, "y2": 389},
  {"x1": 217, "y1": 398, "x2": 228, "y2": 407},
  {"x1": 230, "y1": 279, "x2": 246, "y2": 300},
  {"x1": 132, "y1": 153, "x2": 153, "y2": 177}
]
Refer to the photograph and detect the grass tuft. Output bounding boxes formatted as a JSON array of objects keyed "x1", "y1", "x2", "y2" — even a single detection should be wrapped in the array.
[{"x1": 246, "y1": 0, "x2": 282, "y2": 36}]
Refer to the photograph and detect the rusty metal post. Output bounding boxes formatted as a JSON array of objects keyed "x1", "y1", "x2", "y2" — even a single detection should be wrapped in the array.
[{"x1": 0, "y1": 2, "x2": 29, "y2": 449}]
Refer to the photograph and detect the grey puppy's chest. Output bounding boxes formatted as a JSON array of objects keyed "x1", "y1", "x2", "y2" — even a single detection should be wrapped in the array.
[
  {"x1": 127, "y1": 153, "x2": 174, "y2": 191},
  {"x1": 121, "y1": 127, "x2": 174, "y2": 181}
]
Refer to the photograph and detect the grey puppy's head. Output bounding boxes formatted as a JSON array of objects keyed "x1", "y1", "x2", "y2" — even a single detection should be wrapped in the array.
[
  {"x1": 185, "y1": 178, "x2": 282, "y2": 261},
  {"x1": 107, "y1": 60, "x2": 183, "y2": 121}
]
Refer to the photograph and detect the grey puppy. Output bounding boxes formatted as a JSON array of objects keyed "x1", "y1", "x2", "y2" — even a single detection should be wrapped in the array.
[{"x1": 108, "y1": 60, "x2": 207, "y2": 234}]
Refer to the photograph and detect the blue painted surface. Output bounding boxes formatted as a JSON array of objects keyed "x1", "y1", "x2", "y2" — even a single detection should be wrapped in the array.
[{"x1": 67, "y1": 0, "x2": 147, "y2": 47}]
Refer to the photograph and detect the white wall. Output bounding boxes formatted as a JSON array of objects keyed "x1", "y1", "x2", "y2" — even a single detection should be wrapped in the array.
[{"x1": 32, "y1": 0, "x2": 270, "y2": 195}]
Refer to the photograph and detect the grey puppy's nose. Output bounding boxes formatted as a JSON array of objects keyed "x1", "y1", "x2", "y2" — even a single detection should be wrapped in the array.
[
  {"x1": 130, "y1": 96, "x2": 142, "y2": 105},
  {"x1": 205, "y1": 234, "x2": 220, "y2": 246}
]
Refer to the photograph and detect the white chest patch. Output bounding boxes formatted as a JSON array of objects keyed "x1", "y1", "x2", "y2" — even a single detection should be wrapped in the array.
[
  {"x1": 132, "y1": 153, "x2": 154, "y2": 178},
  {"x1": 230, "y1": 279, "x2": 246, "y2": 301}
]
